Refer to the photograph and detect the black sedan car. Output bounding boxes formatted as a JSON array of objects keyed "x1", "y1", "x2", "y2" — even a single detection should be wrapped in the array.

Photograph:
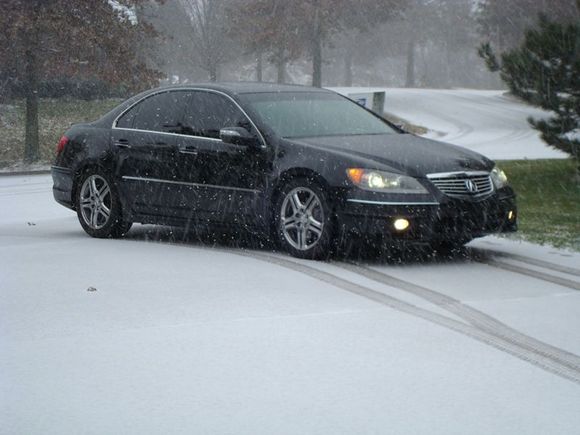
[{"x1": 52, "y1": 83, "x2": 517, "y2": 259}]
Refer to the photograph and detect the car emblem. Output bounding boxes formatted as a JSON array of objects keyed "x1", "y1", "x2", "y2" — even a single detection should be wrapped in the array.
[{"x1": 465, "y1": 179, "x2": 478, "y2": 193}]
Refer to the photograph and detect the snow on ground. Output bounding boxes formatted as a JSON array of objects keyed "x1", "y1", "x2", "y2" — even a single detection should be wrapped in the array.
[
  {"x1": 1, "y1": 174, "x2": 580, "y2": 435},
  {"x1": 330, "y1": 87, "x2": 568, "y2": 160}
]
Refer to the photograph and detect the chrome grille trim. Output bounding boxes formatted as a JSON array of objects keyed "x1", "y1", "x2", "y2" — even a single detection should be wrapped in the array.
[{"x1": 427, "y1": 171, "x2": 494, "y2": 198}]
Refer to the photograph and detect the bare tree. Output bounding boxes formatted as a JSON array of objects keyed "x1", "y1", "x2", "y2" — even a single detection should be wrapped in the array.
[
  {"x1": 0, "y1": 0, "x2": 161, "y2": 162},
  {"x1": 179, "y1": 0, "x2": 231, "y2": 81},
  {"x1": 227, "y1": 0, "x2": 306, "y2": 84},
  {"x1": 477, "y1": 0, "x2": 580, "y2": 53}
]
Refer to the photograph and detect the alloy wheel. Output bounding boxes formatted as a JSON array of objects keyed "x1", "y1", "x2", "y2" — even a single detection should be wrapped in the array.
[
  {"x1": 79, "y1": 175, "x2": 112, "y2": 230},
  {"x1": 280, "y1": 187, "x2": 325, "y2": 251}
]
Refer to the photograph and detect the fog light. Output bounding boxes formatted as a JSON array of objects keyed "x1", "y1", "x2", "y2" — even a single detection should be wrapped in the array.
[
  {"x1": 393, "y1": 218, "x2": 410, "y2": 231},
  {"x1": 508, "y1": 210, "x2": 515, "y2": 221}
]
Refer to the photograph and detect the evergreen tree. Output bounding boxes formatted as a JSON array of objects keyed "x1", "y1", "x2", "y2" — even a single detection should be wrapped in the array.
[{"x1": 479, "y1": 9, "x2": 580, "y2": 174}]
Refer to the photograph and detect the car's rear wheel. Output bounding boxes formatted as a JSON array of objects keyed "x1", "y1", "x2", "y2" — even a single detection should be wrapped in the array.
[
  {"x1": 274, "y1": 178, "x2": 333, "y2": 260},
  {"x1": 76, "y1": 170, "x2": 132, "y2": 238}
]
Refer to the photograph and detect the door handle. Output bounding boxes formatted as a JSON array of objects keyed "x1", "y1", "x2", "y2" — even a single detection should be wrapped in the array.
[
  {"x1": 114, "y1": 139, "x2": 131, "y2": 149},
  {"x1": 179, "y1": 145, "x2": 198, "y2": 155}
]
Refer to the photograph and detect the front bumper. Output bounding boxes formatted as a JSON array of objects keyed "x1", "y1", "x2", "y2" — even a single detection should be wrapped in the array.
[{"x1": 337, "y1": 192, "x2": 517, "y2": 245}]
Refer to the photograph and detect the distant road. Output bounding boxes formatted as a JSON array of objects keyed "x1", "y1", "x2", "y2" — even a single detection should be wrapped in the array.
[{"x1": 330, "y1": 87, "x2": 567, "y2": 160}]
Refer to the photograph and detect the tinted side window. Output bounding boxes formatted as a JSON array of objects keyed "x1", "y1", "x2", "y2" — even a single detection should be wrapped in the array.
[
  {"x1": 116, "y1": 104, "x2": 139, "y2": 129},
  {"x1": 184, "y1": 92, "x2": 252, "y2": 139},
  {"x1": 132, "y1": 91, "x2": 190, "y2": 133}
]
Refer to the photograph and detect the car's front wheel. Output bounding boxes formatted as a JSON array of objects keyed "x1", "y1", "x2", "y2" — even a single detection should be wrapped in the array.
[
  {"x1": 76, "y1": 170, "x2": 132, "y2": 238},
  {"x1": 274, "y1": 179, "x2": 333, "y2": 260}
]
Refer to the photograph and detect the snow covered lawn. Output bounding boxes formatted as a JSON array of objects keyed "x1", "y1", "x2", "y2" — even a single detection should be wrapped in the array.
[{"x1": 1, "y1": 174, "x2": 580, "y2": 434}]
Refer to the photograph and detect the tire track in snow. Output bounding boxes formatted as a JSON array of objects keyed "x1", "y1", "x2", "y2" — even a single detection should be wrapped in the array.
[
  {"x1": 472, "y1": 255, "x2": 580, "y2": 291},
  {"x1": 0, "y1": 189, "x2": 51, "y2": 197},
  {"x1": 469, "y1": 247, "x2": 580, "y2": 278},
  {"x1": 238, "y1": 250, "x2": 580, "y2": 385},
  {"x1": 0, "y1": 181, "x2": 51, "y2": 189},
  {"x1": 338, "y1": 262, "x2": 580, "y2": 372}
]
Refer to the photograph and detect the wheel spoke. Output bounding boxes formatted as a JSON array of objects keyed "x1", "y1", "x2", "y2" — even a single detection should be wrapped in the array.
[
  {"x1": 302, "y1": 228, "x2": 309, "y2": 249},
  {"x1": 296, "y1": 227, "x2": 306, "y2": 249},
  {"x1": 99, "y1": 204, "x2": 111, "y2": 219},
  {"x1": 308, "y1": 217, "x2": 323, "y2": 237},
  {"x1": 283, "y1": 216, "x2": 298, "y2": 230},
  {"x1": 303, "y1": 193, "x2": 316, "y2": 212},
  {"x1": 98, "y1": 184, "x2": 110, "y2": 200},
  {"x1": 90, "y1": 208, "x2": 99, "y2": 227},
  {"x1": 290, "y1": 192, "x2": 302, "y2": 213},
  {"x1": 89, "y1": 177, "x2": 98, "y2": 197},
  {"x1": 81, "y1": 197, "x2": 92, "y2": 207}
]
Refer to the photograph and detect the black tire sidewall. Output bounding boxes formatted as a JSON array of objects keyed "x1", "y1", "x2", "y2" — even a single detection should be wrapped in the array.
[
  {"x1": 274, "y1": 178, "x2": 334, "y2": 260},
  {"x1": 76, "y1": 169, "x2": 129, "y2": 238}
]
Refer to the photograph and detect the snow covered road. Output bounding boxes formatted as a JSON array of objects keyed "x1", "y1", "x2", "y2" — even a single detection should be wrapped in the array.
[
  {"x1": 2, "y1": 175, "x2": 580, "y2": 435},
  {"x1": 330, "y1": 88, "x2": 568, "y2": 160}
]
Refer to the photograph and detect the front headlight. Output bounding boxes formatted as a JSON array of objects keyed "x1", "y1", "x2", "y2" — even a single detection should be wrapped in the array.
[
  {"x1": 490, "y1": 166, "x2": 508, "y2": 189},
  {"x1": 346, "y1": 168, "x2": 428, "y2": 194}
]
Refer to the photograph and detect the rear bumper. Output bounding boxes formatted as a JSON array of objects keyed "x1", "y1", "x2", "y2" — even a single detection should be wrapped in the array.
[
  {"x1": 51, "y1": 166, "x2": 74, "y2": 209},
  {"x1": 337, "y1": 193, "x2": 517, "y2": 245}
]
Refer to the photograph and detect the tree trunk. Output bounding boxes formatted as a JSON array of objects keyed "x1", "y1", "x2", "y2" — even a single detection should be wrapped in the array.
[
  {"x1": 276, "y1": 48, "x2": 285, "y2": 84},
  {"x1": 574, "y1": 9, "x2": 580, "y2": 183},
  {"x1": 312, "y1": 38, "x2": 322, "y2": 87},
  {"x1": 574, "y1": 153, "x2": 580, "y2": 185},
  {"x1": 446, "y1": 43, "x2": 453, "y2": 87},
  {"x1": 208, "y1": 64, "x2": 218, "y2": 82},
  {"x1": 256, "y1": 52, "x2": 263, "y2": 82},
  {"x1": 343, "y1": 44, "x2": 353, "y2": 87},
  {"x1": 405, "y1": 38, "x2": 416, "y2": 88},
  {"x1": 420, "y1": 45, "x2": 428, "y2": 87},
  {"x1": 24, "y1": 33, "x2": 40, "y2": 163},
  {"x1": 311, "y1": 4, "x2": 322, "y2": 88}
]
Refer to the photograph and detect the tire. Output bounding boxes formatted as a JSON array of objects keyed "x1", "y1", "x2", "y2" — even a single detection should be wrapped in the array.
[
  {"x1": 274, "y1": 178, "x2": 334, "y2": 260},
  {"x1": 76, "y1": 169, "x2": 132, "y2": 238}
]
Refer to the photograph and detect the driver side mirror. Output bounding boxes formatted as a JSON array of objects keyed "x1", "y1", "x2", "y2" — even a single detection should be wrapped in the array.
[{"x1": 220, "y1": 127, "x2": 260, "y2": 147}]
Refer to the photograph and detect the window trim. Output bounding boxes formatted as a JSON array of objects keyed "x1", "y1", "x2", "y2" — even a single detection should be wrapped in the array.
[{"x1": 112, "y1": 87, "x2": 267, "y2": 148}]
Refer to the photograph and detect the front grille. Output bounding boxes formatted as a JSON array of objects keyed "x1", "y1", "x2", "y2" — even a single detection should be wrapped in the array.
[{"x1": 427, "y1": 172, "x2": 494, "y2": 198}]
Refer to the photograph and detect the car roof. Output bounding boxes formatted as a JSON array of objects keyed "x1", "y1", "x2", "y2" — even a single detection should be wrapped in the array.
[
  {"x1": 149, "y1": 82, "x2": 331, "y2": 96},
  {"x1": 95, "y1": 82, "x2": 335, "y2": 127}
]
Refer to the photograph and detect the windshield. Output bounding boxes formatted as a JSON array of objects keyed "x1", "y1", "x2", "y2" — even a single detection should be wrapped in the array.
[{"x1": 241, "y1": 92, "x2": 398, "y2": 138}]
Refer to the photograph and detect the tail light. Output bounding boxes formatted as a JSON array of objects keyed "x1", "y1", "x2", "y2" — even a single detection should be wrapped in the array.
[{"x1": 56, "y1": 135, "x2": 69, "y2": 155}]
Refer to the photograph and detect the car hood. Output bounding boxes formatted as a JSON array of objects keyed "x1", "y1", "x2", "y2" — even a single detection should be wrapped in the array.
[{"x1": 289, "y1": 134, "x2": 493, "y2": 177}]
